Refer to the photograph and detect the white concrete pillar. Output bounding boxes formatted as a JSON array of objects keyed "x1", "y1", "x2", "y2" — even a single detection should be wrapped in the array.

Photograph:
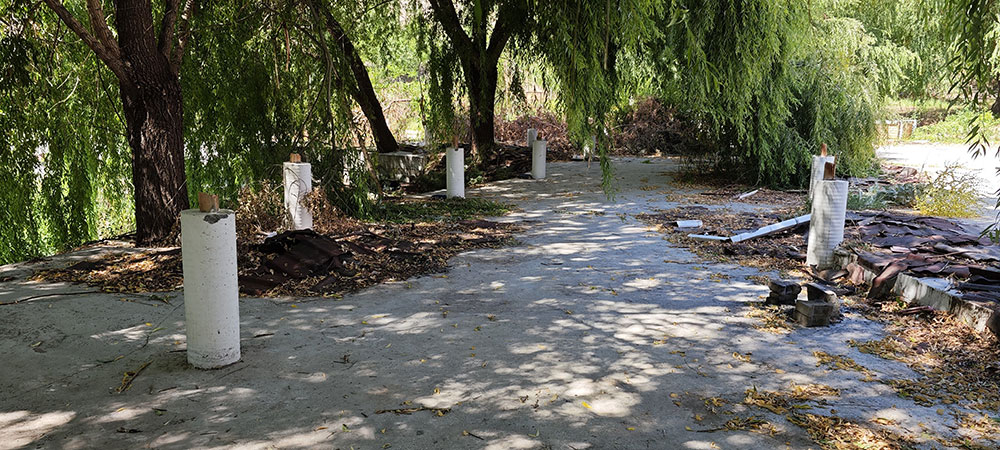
[
  {"x1": 809, "y1": 156, "x2": 835, "y2": 201},
  {"x1": 807, "y1": 179, "x2": 849, "y2": 269},
  {"x1": 526, "y1": 128, "x2": 537, "y2": 149},
  {"x1": 532, "y1": 139, "x2": 547, "y2": 180},
  {"x1": 180, "y1": 209, "x2": 241, "y2": 369},
  {"x1": 283, "y1": 162, "x2": 313, "y2": 230},
  {"x1": 446, "y1": 146, "x2": 465, "y2": 198}
]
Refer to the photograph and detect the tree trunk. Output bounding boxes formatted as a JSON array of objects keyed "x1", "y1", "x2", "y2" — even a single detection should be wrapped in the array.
[
  {"x1": 992, "y1": 94, "x2": 1000, "y2": 119},
  {"x1": 465, "y1": 61, "x2": 498, "y2": 157},
  {"x1": 120, "y1": 81, "x2": 188, "y2": 244},
  {"x1": 428, "y1": 0, "x2": 514, "y2": 158},
  {"x1": 316, "y1": 0, "x2": 398, "y2": 153},
  {"x1": 44, "y1": 0, "x2": 194, "y2": 245},
  {"x1": 115, "y1": 0, "x2": 189, "y2": 244}
]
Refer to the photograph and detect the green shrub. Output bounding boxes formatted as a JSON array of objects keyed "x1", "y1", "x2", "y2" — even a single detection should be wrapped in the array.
[
  {"x1": 915, "y1": 164, "x2": 983, "y2": 218},
  {"x1": 847, "y1": 186, "x2": 889, "y2": 210}
]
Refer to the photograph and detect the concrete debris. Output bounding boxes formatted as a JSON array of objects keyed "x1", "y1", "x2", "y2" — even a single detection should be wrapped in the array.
[
  {"x1": 687, "y1": 234, "x2": 729, "y2": 241},
  {"x1": 794, "y1": 300, "x2": 834, "y2": 327},
  {"x1": 767, "y1": 279, "x2": 801, "y2": 306},
  {"x1": 676, "y1": 220, "x2": 703, "y2": 229},
  {"x1": 730, "y1": 214, "x2": 810, "y2": 243},
  {"x1": 806, "y1": 282, "x2": 841, "y2": 319}
]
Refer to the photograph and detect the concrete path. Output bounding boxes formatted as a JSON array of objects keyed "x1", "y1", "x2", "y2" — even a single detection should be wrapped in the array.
[
  {"x1": 0, "y1": 158, "x2": 983, "y2": 449},
  {"x1": 878, "y1": 141, "x2": 1000, "y2": 233},
  {"x1": 877, "y1": 141, "x2": 1000, "y2": 196}
]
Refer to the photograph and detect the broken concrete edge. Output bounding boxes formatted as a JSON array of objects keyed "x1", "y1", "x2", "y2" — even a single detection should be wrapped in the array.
[{"x1": 833, "y1": 248, "x2": 1000, "y2": 338}]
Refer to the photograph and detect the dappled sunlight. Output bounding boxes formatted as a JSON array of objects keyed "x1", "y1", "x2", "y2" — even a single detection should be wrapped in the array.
[
  {"x1": 0, "y1": 410, "x2": 75, "y2": 450},
  {"x1": 2, "y1": 158, "x2": 977, "y2": 448}
]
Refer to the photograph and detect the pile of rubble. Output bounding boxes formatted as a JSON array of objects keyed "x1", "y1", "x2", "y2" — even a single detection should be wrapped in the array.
[
  {"x1": 766, "y1": 280, "x2": 841, "y2": 327},
  {"x1": 843, "y1": 212, "x2": 1000, "y2": 304}
]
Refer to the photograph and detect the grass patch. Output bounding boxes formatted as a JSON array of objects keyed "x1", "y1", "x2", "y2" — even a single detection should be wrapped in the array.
[
  {"x1": 372, "y1": 198, "x2": 512, "y2": 223},
  {"x1": 910, "y1": 108, "x2": 1000, "y2": 144}
]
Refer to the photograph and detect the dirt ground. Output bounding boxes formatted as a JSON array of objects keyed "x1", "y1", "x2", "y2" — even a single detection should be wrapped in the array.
[{"x1": 1, "y1": 158, "x2": 998, "y2": 449}]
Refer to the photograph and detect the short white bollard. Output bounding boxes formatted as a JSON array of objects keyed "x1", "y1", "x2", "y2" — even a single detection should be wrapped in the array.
[
  {"x1": 283, "y1": 161, "x2": 313, "y2": 230},
  {"x1": 809, "y1": 155, "x2": 835, "y2": 201},
  {"x1": 532, "y1": 139, "x2": 547, "y2": 180},
  {"x1": 807, "y1": 179, "x2": 848, "y2": 269},
  {"x1": 446, "y1": 146, "x2": 465, "y2": 198},
  {"x1": 180, "y1": 209, "x2": 241, "y2": 369},
  {"x1": 526, "y1": 128, "x2": 537, "y2": 149}
]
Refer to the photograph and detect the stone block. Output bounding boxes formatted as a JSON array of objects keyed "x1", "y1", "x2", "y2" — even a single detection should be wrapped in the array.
[
  {"x1": 769, "y1": 280, "x2": 801, "y2": 297},
  {"x1": 377, "y1": 152, "x2": 426, "y2": 183},
  {"x1": 806, "y1": 282, "x2": 840, "y2": 318},
  {"x1": 795, "y1": 300, "x2": 834, "y2": 327},
  {"x1": 766, "y1": 293, "x2": 798, "y2": 306}
]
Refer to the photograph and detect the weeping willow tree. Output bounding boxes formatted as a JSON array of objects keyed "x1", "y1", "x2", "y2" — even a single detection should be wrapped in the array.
[
  {"x1": 0, "y1": 0, "x2": 402, "y2": 264},
  {"x1": 635, "y1": 0, "x2": 884, "y2": 186},
  {"x1": 413, "y1": 0, "x2": 659, "y2": 192},
  {"x1": 1, "y1": 0, "x2": 135, "y2": 264},
  {"x1": 935, "y1": 0, "x2": 1000, "y2": 156}
]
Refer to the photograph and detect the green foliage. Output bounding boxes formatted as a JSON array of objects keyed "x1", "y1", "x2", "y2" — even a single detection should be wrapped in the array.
[
  {"x1": 847, "y1": 187, "x2": 890, "y2": 211},
  {"x1": 645, "y1": 0, "x2": 880, "y2": 187},
  {"x1": 0, "y1": 1, "x2": 134, "y2": 265},
  {"x1": 937, "y1": 0, "x2": 1000, "y2": 155},
  {"x1": 4, "y1": 0, "x2": 990, "y2": 266},
  {"x1": 911, "y1": 108, "x2": 1000, "y2": 144},
  {"x1": 846, "y1": 183, "x2": 923, "y2": 210},
  {"x1": 915, "y1": 164, "x2": 984, "y2": 218}
]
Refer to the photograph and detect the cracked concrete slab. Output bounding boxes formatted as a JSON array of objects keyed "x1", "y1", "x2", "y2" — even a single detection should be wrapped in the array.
[{"x1": 0, "y1": 158, "x2": 990, "y2": 449}]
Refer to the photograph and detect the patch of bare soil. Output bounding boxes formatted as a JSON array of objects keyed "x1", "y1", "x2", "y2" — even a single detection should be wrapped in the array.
[
  {"x1": 31, "y1": 249, "x2": 183, "y2": 293},
  {"x1": 240, "y1": 220, "x2": 521, "y2": 297},
  {"x1": 637, "y1": 206, "x2": 809, "y2": 274},
  {"x1": 30, "y1": 218, "x2": 521, "y2": 298},
  {"x1": 664, "y1": 186, "x2": 807, "y2": 207}
]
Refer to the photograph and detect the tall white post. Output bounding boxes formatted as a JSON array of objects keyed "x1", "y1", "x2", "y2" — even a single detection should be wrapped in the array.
[
  {"x1": 532, "y1": 139, "x2": 547, "y2": 180},
  {"x1": 446, "y1": 146, "x2": 465, "y2": 198},
  {"x1": 283, "y1": 162, "x2": 313, "y2": 230},
  {"x1": 807, "y1": 179, "x2": 849, "y2": 269},
  {"x1": 180, "y1": 209, "x2": 241, "y2": 369},
  {"x1": 526, "y1": 128, "x2": 537, "y2": 149}
]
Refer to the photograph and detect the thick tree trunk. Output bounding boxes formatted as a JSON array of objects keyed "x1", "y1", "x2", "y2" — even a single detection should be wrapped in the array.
[
  {"x1": 316, "y1": 1, "x2": 398, "y2": 153},
  {"x1": 120, "y1": 81, "x2": 188, "y2": 244},
  {"x1": 465, "y1": 62, "x2": 498, "y2": 157},
  {"x1": 992, "y1": 94, "x2": 1000, "y2": 119},
  {"x1": 428, "y1": 0, "x2": 513, "y2": 159},
  {"x1": 44, "y1": 0, "x2": 194, "y2": 244},
  {"x1": 115, "y1": 0, "x2": 189, "y2": 244}
]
